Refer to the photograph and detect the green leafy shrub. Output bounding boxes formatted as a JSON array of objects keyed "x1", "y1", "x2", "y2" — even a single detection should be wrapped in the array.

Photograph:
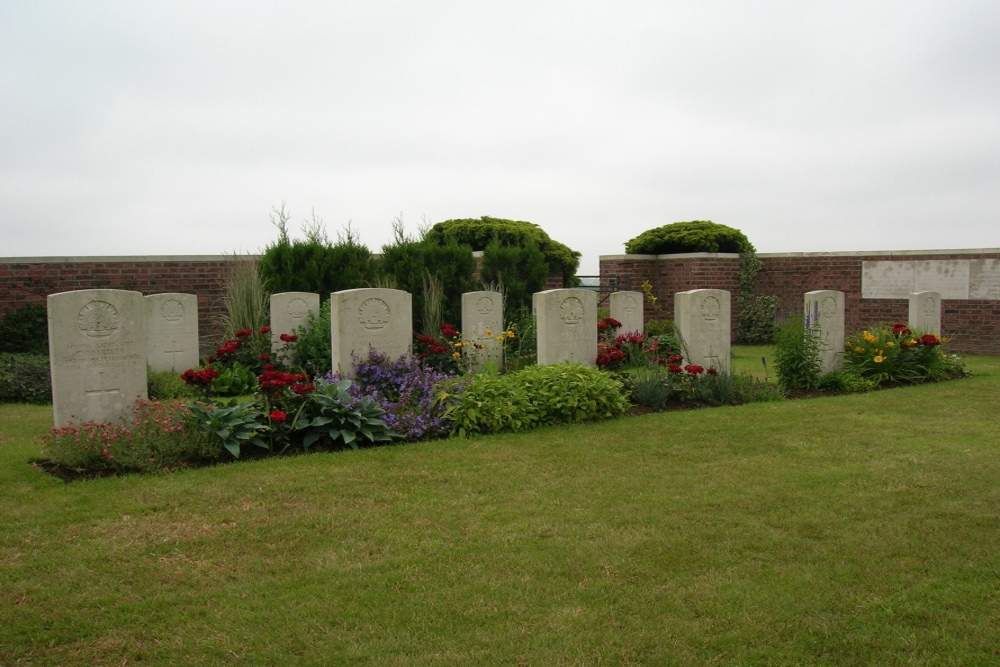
[
  {"x1": 502, "y1": 307, "x2": 537, "y2": 371},
  {"x1": 843, "y1": 323, "x2": 965, "y2": 385},
  {"x1": 625, "y1": 221, "x2": 754, "y2": 255},
  {"x1": 817, "y1": 371, "x2": 879, "y2": 393},
  {"x1": 644, "y1": 318, "x2": 677, "y2": 338},
  {"x1": 147, "y1": 369, "x2": 197, "y2": 400},
  {"x1": 293, "y1": 299, "x2": 332, "y2": 376},
  {"x1": 0, "y1": 353, "x2": 51, "y2": 404},
  {"x1": 377, "y1": 237, "x2": 476, "y2": 333},
  {"x1": 731, "y1": 373, "x2": 787, "y2": 403},
  {"x1": 443, "y1": 362, "x2": 628, "y2": 437},
  {"x1": 425, "y1": 216, "x2": 581, "y2": 286},
  {"x1": 735, "y1": 251, "x2": 778, "y2": 344},
  {"x1": 480, "y1": 236, "x2": 550, "y2": 314},
  {"x1": 774, "y1": 316, "x2": 823, "y2": 392},
  {"x1": 184, "y1": 398, "x2": 268, "y2": 459},
  {"x1": 258, "y1": 206, "x2": 378, "y2": 296},
  {"x1": 0, "y1": 303, "x2": 48, "y2": 355},
  {"x1": 292, "y1": 380, "x2": 395, "y2": 451}
]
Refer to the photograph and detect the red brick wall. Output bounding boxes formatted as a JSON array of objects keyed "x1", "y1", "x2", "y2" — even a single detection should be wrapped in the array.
[
  {"x1": 2, "y1": 254, "x2": 568, "y2": 354},
  {"x1": 600, "y1": 250, "x2": 1000, "y2": 355},
  {"x1": 1, "y1": 256, "x2": 237, "y2": 351}
]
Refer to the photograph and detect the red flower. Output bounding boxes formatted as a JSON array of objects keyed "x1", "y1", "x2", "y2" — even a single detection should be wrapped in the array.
[
  {"x1": 667, "y1": 364, "x2": 683, "y2": 373},
  {"x1": 235, "y1": 329, "x2": 252, "y2": 337},
  {"x1": 920, "y1": 334, "x2": 941, "y2": 346},
  {"x1": 216, "y1": 340, "x2": 241, "y2": 356},
  {"x1": 262, "y1": 364, "x2": 274, "y2": 371},
  {"x1": 707, "y1": 367, "x2": 718, "y2": 375},
  {"x1": 668, "y1": 354, "x2": 684, "y2": 363},
  {"x1": 279, "y1": 333, "x2": 298, "y2": 343},
  {"x1": 181, "y1": 367, "x2": 220, "y2": 386},
  {"x1": 269, "y1": 410, "x2": 287, "y2": 422},
  {"x1": 684, "y1": 365, "x2": 705, "y2": 375},
  {"x1": 259, "y1": 353, "x2": 271, "y2": 360},
  {"x1": 259, "y1": 326, "x2": 271, "y2": 334},
  {"x1": 291, "y1": 383, "x2": 315, "y2": 395},
  {"x1": 891, "y1": 323, "x2": 911, "y2": 336}
]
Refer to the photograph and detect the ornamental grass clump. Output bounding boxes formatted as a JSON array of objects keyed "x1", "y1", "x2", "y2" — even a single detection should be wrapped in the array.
[{"x1": 844, "y1": 322, "x2": 965, "y2": 385}]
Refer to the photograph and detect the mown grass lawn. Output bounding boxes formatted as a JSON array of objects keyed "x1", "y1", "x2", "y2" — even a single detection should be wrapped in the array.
[{"x1": 2, "y1": 354, "x2": 998, "y2": 665}]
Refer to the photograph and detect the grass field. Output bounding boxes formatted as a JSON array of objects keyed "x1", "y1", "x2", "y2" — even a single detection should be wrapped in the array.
[{"x1": 2, "y1": 352, "x2": 998, "y2": 665}]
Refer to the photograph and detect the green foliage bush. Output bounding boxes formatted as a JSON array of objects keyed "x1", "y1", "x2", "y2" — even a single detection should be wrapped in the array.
[
  {"x1": 625, "y1": 221, "x2": 754, "y2": 255},
  {"x1": 147, "y1": 369, "x2": 197, "y2": 400},
  {"x1": 480, "y1": 237, "x2": 550, "y2": 314},
  {"x1": 292, "y1": 380, "x2": 395, "y2": 451},
  {"x1": 443, "y1": 363, "x2": 628, "y2": 437},
  {"x1": 774, "y1": 316, "x2": 823, "y2": 392},
  {"x1": 425, "y1": 216, "x2": 581, "y2": 285},
  {"x1": 293, "y1": 299, "x2": 332, "y2": 376},
  {"x1": 184, "y1": 399, "x2": 268, "y2": 459},
  {"x1": 377, "y1": 237, "x2": 476, "y2": 333},
  {"x1": 0, "y1": 353, "x2": 51, "y2": 404},
  {"x1": 258, "y1": 207, "x2": 378, "y2": 296},
  {"x1": 0, "y1": 303, "x2": 48, "y2": 355},
  {"x1": 734, "y1": 251, "x2": 778, "y2": 344}
]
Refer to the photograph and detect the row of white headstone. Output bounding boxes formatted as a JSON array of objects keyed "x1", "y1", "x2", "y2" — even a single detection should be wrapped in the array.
[{"x1": 46, "y1": 287, "x2": 943, "y2": 427}]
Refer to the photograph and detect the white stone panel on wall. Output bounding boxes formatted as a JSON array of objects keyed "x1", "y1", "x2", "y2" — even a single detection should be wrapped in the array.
[
  {"x1": 970, "y1": 259, "x2": 1000, "y2": 300},
  {"x1": 912, "y1": 260, "x2": 970, "y2": 299}
]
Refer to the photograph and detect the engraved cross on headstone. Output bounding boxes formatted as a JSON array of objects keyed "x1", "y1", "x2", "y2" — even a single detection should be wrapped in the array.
[
  {"x1": 85, "y1": 370, "x2": 122, "y2": 418},
  {"x1": 163, "y1": 338, "x2": 186, "y2": 368}
]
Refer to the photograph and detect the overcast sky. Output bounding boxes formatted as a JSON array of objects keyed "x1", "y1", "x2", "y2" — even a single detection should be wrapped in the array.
[{"x1": 2, "y1": 1, "x2": 998, "y2": 274}]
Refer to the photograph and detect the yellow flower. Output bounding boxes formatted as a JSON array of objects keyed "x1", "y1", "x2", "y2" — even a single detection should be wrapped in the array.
[
  {"x1": 863, "y1": 331, "x2": 877, "y2": 343},
  {"x1": 873, "y1": 355, "x2": 885, "y2": 363},
  {"x1": 452, "y1": 352, "x2": 461, "y2": 359},
  {"x1": 484, "y1": 330, "x2": 493, "y2": 338},
  {"x1": 454, "y1": 342, "x2": 464, "y2": 348},
  {"x1": 854, "y1": 346, "x2": 864, "y2": 353},
  {"x1": 496, "y1": 335, "x2": 505, "y2": 343},
  {"x1": 507, "y1": 331, "x2": 515, "y2": 339},
  {"x1": 886, "y1": 342, "x2": 895, "y2": 348}
]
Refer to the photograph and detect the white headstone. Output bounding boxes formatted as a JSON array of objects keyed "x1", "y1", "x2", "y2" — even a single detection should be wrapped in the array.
[
  {"x1": 461, "y1": 291, "x2": 504, "y2": 370},
  {"x1": 48, "y1": 289, "x2": 148, "y2": 426},
  {"x1": 533, "y1": 288, "x2": 598, "y2": 366},
  {"x1": 908, "y1": 291, "x2": 941, "y2": 335},
  {"x1": 804, "y1": 290, "x2": 845, "y2": 374},
  {"x1": 146, "y1": 293, "x2": 199, "y2": 373},
  {"x1": 609, "y1": 291, "x2": 644, "y2": 335},
  {"x1": 270, "y1": 292, "x2": 320, "y2": 362},
  {"x1": 674, "y1": 289, "x2": 730, "y2": 371},
  {"x1": 330, "y1": 288, "x2": 412, "y2": 376}
]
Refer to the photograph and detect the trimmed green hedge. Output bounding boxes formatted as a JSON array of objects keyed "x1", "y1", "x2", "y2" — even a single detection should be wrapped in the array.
[
  {"x1": 425, "y1": 217, "x2": 581, "y2": 285},
  {"x1": 625, "y1": 220, "x2": 754, "y2": 255}
]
